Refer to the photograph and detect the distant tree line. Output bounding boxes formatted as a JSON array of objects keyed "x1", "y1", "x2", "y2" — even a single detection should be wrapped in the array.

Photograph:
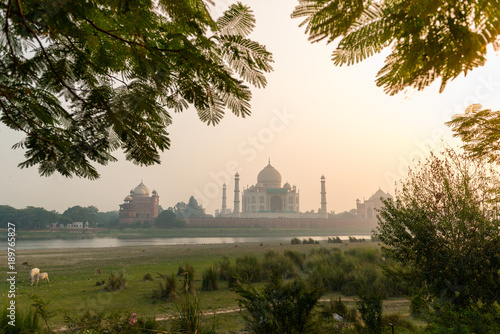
[
  {"x1": 0, "y1": 205, "x2": 118, "y2": 230},
  {"x1": 0, "y1": 195, "x2": 211, "y2": 230}
]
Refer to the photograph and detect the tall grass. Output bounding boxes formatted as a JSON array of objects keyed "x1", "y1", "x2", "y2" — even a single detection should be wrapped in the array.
[
  {"x1": 104, "y1": 271, "x2": 126, "y2": 291},
  {"x1": 0, "y1": 305, "x2": 43, "y2": 334},
  {"x1": 152, "y1": 272, "x2": 179, "y2": 300},
  {"x1": 202, "y1": 265, "x2": 219, "y2": 291}
]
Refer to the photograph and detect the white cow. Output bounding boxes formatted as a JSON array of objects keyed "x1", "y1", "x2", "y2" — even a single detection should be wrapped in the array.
[
  {"x1": 29, "y1": 268, "x2": 40, "y2": 286},
  {"x1": 36, "y1": 272, "x2": 50, "y2": 284}
]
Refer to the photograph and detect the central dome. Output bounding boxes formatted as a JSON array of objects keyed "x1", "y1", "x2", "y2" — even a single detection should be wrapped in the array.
[
  {"x1": 133, "y1": 181, "x2": 150, "y2": 197},
  {"x1": 257, "y1": 162, "x2": 281, "y2": 188}
]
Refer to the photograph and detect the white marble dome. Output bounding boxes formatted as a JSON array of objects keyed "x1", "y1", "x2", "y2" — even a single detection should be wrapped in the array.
[{"x1": 257, "y1": 162, "x2": 281, "y2": 188}]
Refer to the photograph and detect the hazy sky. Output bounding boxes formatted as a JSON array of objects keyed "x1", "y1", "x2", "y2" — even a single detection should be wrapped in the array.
[{"x1": 2, "y1": 0, "x2": 500, "y2": 215}]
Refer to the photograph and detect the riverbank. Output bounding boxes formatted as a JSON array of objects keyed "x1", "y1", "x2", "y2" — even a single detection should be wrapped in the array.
[
  {"x1": 0, "y1": 239, "x2": 412, "y2": 332},
  {"x1": 13, "y1": 226, "x2": 376, "y2": 240}
]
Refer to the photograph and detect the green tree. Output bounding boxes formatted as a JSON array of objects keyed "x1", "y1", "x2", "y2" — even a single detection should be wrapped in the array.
[
  {"x1": 1, "y1": 0, "x2": 273, "y2": 179},
  {"x1": 374, "y1": 147, "x2": 500, "y2": 311},
  {"x1": 62, "y1": 205, "x2": 98, "y2": 223},
  {"x1": 291, "y1": 0, "x2": 500, "y2": 95},
  {"x1": 155, "y1": 209, "x2": 185, "y2": 228},
  {"x1": 233, "y1": 276, "x2": 323, "y2": 334}
]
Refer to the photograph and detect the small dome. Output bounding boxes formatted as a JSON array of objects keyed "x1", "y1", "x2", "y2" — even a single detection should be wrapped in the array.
[
  {"x1": 124, "y1": 195, "x2": 133, "y2": 202},
  {"x1": 369, "y1": 189, "x2": 392, "y2": 202},
  {"x1": 257, "y1": 162, "x2": 281, "y2": 188},
  {"x1": 255, "y1": 182, "x2": 264, "y2": 188},
  {"x1": 283, "y1": 182, "x2": 291, "y2": 190},
  {"x1": 133, "y1": 181, "x2": 150, "y2": 196}
]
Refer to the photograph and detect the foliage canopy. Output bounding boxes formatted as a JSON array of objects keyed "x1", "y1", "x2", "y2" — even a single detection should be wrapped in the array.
[
  {"x1": 375, "y1": 147, "x2": 500, "y2": 309},
  {"x1": 1, "y1": 0, "x2": 273, "y2": 179},
  {"x1": 292, "y1": 0, "x2": 500, "y2": 95},
  {"x1": 447, "y1": 103, "x2": 500, "y2": 164}
]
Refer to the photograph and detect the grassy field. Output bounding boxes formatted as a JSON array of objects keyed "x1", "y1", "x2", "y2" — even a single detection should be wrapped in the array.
[{"x1": 0, "y1": 236, "x2": 413, "y2": 332}]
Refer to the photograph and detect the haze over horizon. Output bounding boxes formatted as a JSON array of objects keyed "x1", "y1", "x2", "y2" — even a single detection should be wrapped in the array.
[{"x1": 2, "y1": 0, "x2": 500, "y2": 216}]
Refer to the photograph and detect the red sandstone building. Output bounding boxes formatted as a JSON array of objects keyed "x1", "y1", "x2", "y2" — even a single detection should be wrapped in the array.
[{"x1": 119, "y1": 181, "x2": 159, "y2": 225}]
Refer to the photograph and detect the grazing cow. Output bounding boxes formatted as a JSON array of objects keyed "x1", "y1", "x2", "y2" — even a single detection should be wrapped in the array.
[
  {"x1": 95, "y1": 268, "x2": 101, "y2": 276},
  {"x1": 29, "y1": 268, "x2": 40, "y2": 286},
  {"x1": 36, "y1": 272, "x2": 50, "y2": 284}
]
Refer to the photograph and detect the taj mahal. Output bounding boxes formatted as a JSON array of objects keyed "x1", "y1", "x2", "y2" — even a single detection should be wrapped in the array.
[{"x1": 219, "y1": 160, "x2": 328, "y2": 219}]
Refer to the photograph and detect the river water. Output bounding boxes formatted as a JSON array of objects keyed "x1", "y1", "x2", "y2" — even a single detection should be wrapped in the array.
[{"x1": 4, "y1": 235, "x2": 371, "y2": 250}]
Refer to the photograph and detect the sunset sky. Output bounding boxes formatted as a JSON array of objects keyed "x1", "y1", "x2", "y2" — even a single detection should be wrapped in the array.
[{"x1": 1, "y1": 0, "x2": 500, "y2": 215}]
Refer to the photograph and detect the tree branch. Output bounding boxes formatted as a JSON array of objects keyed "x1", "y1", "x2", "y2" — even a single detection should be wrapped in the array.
[
  {"x1": 82, "y1": 16, "x2": 183, "y2": 53},
  {"x1": 15, "y1": 0, "x2": 84, "y2": 104}
]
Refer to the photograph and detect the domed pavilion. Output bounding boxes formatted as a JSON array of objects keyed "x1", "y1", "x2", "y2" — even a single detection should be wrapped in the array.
[{"x1": 119, "y1": 181, "x2": 159, "y2": 225}]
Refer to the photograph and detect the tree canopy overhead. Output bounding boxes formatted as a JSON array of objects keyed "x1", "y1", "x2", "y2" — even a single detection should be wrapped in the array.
[
  {"x1": 0, "y1": 0, "x2": 273, "y2": 179},
  {"x1": 292, "y1": 0, "x2": 500, "y2": 95}
]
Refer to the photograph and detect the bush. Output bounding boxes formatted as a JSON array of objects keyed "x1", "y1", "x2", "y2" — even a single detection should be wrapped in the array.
[
  {"x1": 143, "y1": 273, "x2": 154, "y2": 282},
  {"x1": 216, "y1": 255, "x2": 232, "y2": 281},
  {"x1": 64, "y1": 309, "x2": 167, "y2": 333},
  {"x1": 178, "y1": 263, "x2": 195, "y2": 293},
  {"x1": 233, "y1": 276, "x2": 323, "y2": 334},
  {"x1": 262, "y1": 251, "x2": 297, "y2": 280},
  {"x1": 328, "y1": 236, "x2": 343, "y2": 243},
  {"x1": 104, "y1": 271, "x2": 126, "y2": 291},
  {"x1": 0, "y1": 304, "x2": 43, "y2": 334},
  {"x1": 382, "y1": 314, "x2": 419, "y2": 333},
  {"x1": 170, "y1": 293, "x2": 217, "y2": 334},
  {"x1": 357, "y1": 294, "x2": 383, "y2": 334},
  {"x1": 302, "y1": 237, "x2": 318, "y2": 244},
  {"x1": 321, "y1": 297, "x2": 358, "y2": 323},
  {"x1": 235, "y1": 254, "x2": 262, "y2": 283},
  {"x1": 152, "y1": 272, "x2": 178, "y2": 300},
  {"x1": 202, "y1": 266, "x2": 219, "y2": 291},
  {"x1": 291, "y1": 237, "x2": 302, "y2": 245},
  {"x1": 284, "y1": 250, "x2": 306, "y2": 270}
]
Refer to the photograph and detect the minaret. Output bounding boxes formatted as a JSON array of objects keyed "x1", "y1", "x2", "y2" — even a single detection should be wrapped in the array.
[
  {"x1": 234, "y1": 173, "x2": 240, "y2": 213},
  {"x1": 221, "y1": 183, "x2": 227, "y2": 214},
  {"x1": 320, "y1": 175, "x2": 327, "y2": 214}
]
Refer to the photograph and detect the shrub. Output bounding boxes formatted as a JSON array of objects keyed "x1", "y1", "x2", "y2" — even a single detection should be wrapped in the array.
[
  {"x1": 291, "y1": 237, "x2": 301, "y2": 245},
  {"x1": 262, "y1": 251, "x2": 297, "y2": 280},
  {"x1": 178, "y1": 263, "x2": 195, "y2": 293},
  {"x1": 152, "y1": 272, "x2": 178, "y2": 300},
  {"x1": 0, "y1": 304, "x2": 42, "y2": 334},
  {"x1": 344, "y1": 247, "x2": 380, "y2": 264},
  {"x1": 321, "y1": 296, "x2": 357, "y2": 323},
  {"x1": 233, "y1": 276, "x2": 323, "y2": 334},
  {"x1": 357, "y1": 294, "x2": 383, "y2": 334},
  {"x1": 170, "y1": 293, "x2": 217, "y2": 334},
  {"x1": 410, "y1": 292, "x2": 429, "y2": 316},
  {"x1": 284, "y1": 249, "x2": 305, "y2": 270},
  {"x1": 235, "y1": 254, "x2": 262, "y2": 283},
  {"x1": 382, "y1": 314, "x2": 419, "y2": 333},
  {"x1": 143, "y1": 273, "x2": 154, "y2": 282},
  {"x1": 104, "y1": 271, "x2": 126, "y2": 291},
  {"x1": 328, "y1": 236, "x2": 343, "y2": 243},
  {"x1": 202, "y1": 266, "x2": 219, "y2": 291},
  {"x1": 65, "y1": 309, "x2": 167, "y2": 333},
  {"x1": 302, "y1": 237, "x2": 317, "y2": 244},
  {"x1": 216, "y1": 255, "x2": 232, "y2": 281}
]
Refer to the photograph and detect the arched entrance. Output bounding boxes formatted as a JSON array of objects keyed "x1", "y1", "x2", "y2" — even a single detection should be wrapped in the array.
[{"x1": 271, "y1": 196, "x2": 283, "y2": 212}]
